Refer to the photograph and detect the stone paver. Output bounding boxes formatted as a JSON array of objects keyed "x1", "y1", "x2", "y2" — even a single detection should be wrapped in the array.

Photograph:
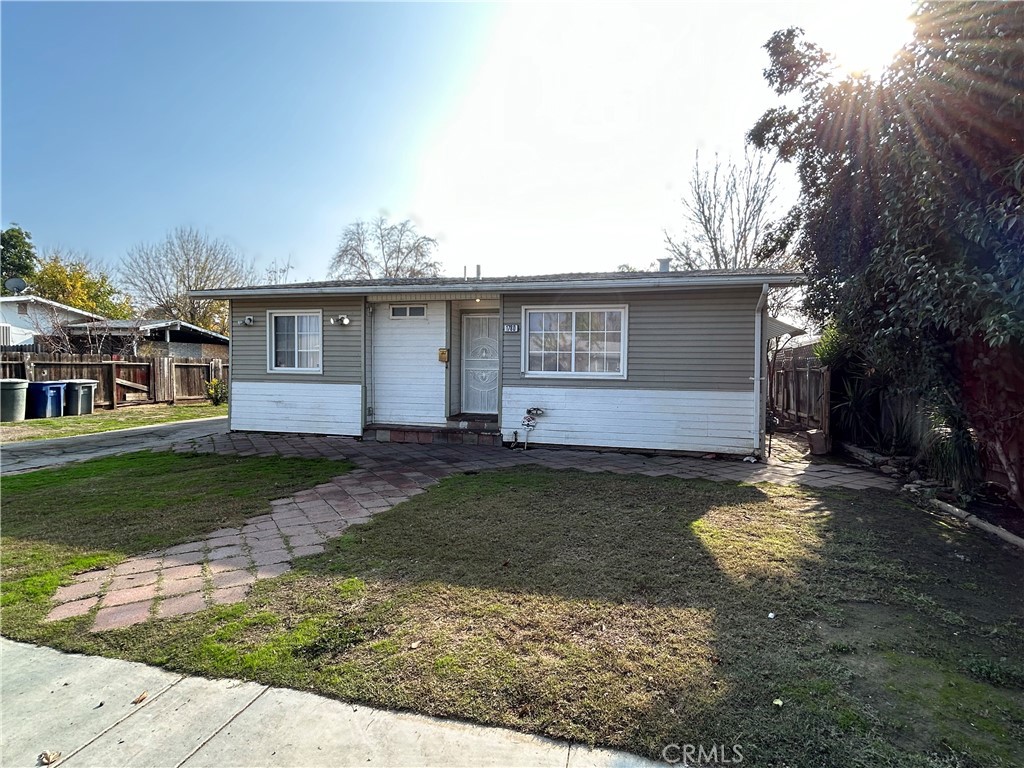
[
  {"x1": 43, "y1": 596, "x2": 99, "y2": 623},
  {"x1": 39, "y1": 429, "x2": 895, "y2": 630},
  {"x1": 158, "y1": 591, "x2": 208, "y2": 618},
  {"x1": 93, "y1": 601, "x2": 152, "y2": 631}
]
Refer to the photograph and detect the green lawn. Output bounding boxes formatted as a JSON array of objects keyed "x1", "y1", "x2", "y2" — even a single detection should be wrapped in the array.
[
  {"x1": 0, "y1": 401, "x2": 227, "y2": 443},
  {"x1": 0, "y1": 452, "x2": 347, "y2": 612},
  {"x1": 2, "y1": 461, "x2": 1022, "y2": 766}
]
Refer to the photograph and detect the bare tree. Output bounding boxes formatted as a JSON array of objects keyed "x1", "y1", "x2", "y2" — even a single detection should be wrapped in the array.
[
  {"x1": 262, "y1": 255, "x2": 296, "y2": 285},
  {"x1": 121, "y1": 227, "x2": 255, "y2": 335},
  {"x1": 665, "y1": 147, "x2": 782, "y2": 270},
  {"x1": 664, "y1": 148, "x2": 800, "y2": 318},
  {"x1": 30, "y1": 304, "x2": 143, "y2": 355},
  {"x1": 329, "y1": 216, "x2": 440, "y2": 279}
]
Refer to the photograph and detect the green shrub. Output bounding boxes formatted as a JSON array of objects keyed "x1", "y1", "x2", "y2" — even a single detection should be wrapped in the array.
[
  {"x1": 206, "y1": 378, "x2": 229, "y2": 406},
  {"x1": 923, "y1": 399, "x2": 981, "y2": 494}
]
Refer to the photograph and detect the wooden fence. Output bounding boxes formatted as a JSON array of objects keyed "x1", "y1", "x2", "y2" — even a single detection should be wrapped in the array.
[
  {"x1": 770, "y1": 346, "x2": 830, "y2": 432},
  {"x1": 0, "y1": 351, "x2": 228, "y2": 409}
]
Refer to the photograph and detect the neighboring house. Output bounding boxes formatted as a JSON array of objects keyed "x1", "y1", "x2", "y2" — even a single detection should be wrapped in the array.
[
  {"x1": 0, "y1": 295, "x2": 105, "y2": 346},
  {"x1": 63, "y1": 319, "x2": 229, "y2": 358},
  {"x1": 192, "y1": 268, "x2": 802, "y2": 457}
]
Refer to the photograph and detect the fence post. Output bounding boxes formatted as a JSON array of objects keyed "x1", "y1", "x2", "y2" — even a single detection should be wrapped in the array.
[{"x1": 109, "y1": 361, "x2": 118, "y2": 409}]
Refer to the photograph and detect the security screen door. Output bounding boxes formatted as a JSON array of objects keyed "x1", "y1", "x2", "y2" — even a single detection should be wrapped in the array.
[{"x1": 461, "y1": 315, "x2": 499, "y2": 413}]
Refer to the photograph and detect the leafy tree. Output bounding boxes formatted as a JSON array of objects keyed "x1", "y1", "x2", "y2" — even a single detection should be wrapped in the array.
[
  {"x1": 32, "y1": 248, "x2": 134, "y2": 319},
  {"x1": 121, "y1": 226, "x2": 255, "y2": 335},
  {"x1": 749, "y1": 3, "x2": 1024, "y2": 506},
  {"x1": 330, "y1": 216, "x2": 440, "y2": 279},
  {"x1": 1, "y1": 224, "x2": 39, "y2": 293}
]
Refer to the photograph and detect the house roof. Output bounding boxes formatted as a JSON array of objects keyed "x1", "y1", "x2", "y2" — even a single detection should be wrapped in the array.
[
  {"x1": 191, "y1": 268, "x2": 804, "y2": 299},
  {"x1": 0, "y1": 295, "x2": 106, "y2": 321},
  {"x1": 765, "y1": 316, "x2": 805, "y2": 338},
  {"x1": 64, "y1": 318, "x2": 230, "y2": 343}
]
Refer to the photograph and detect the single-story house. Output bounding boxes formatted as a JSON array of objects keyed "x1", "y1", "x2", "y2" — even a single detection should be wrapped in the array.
[
  {"x1": 192, "y1": 268, "x2": 802, "y2": 457},
  {"x1": 0, "y1": 295, "x2": 106, "y2": 346},
  {"x1": 63, "y1": 318, "x2": 230, "y2": 358}
]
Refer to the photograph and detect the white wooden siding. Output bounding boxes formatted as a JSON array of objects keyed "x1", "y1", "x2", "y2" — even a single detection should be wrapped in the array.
[
  {"x1": 370, "y1": 300, "x2": 447, "y2": 426},
  {"x1": 501, "y1": 386, "x2": 756, "y2": 454},
  {"x1": 231, "y1": 381, "x2": 362, "y2": 436}
]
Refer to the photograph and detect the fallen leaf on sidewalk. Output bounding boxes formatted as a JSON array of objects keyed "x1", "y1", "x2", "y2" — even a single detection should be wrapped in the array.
[
  {"x1": 38, "y1": 751, "x2": 62, "y2": 765},
  {"x1": 131, "y1": 691, "x2": 148, "y2": 705}
]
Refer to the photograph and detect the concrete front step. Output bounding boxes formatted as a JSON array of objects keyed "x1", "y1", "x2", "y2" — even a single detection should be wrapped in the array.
[{"x1": 365, "y1": 424, "x2": 503, "y2": 446}]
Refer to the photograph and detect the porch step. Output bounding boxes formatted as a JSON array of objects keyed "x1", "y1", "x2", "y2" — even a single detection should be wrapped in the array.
[
  {"x1": 364, "y1": 424, "x2": 503, "y2": 446},
  {"x1": 446, "y1": 413, "x2": 500, "y2": 432}
]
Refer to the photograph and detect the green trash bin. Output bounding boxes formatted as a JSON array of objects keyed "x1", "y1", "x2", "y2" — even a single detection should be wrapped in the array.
[
  {"x1": 65, "y1": 379, "x2": 100, "y2": 416},
  {"x1": 1, "y1": 379, "x2": 29, "y2": 422}
]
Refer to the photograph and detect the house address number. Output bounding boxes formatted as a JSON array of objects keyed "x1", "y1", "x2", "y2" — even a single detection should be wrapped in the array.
[{"x1": 503, "y1": 323, "x2": 520, "y2": 333}]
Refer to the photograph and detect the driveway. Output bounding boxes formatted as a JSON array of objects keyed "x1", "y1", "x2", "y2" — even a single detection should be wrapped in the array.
[{"x1": 0, "y1": 417, "x2": 228, "y2": 475}]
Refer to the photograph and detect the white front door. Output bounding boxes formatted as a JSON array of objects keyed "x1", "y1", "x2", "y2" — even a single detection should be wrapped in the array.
[{"x1": 461, "y1": 314, "x2": 499, "y2": 414}]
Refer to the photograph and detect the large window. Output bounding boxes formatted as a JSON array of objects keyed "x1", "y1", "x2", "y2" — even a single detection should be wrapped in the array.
[
  {"x1": 268, "y1": 311, "x2": 322, "y2": 373},
  {"x1": 523, "y1": 306, "x2": 627, "y2": 377}
]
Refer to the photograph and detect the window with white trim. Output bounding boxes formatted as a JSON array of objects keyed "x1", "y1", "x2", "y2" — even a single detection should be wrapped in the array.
[
  {"x1": 268, "y1": 311, "x2": 322, "y2": 372},
  {"x1": 391, "y1": 304, "x2": 426, "y2": 318},
  {"x1": 524, "y1": 306, "x2": 627, "y2": 377}
]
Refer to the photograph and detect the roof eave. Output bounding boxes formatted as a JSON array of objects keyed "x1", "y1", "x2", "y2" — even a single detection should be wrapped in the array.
[{"x1": 190, "y1": 273, "x2": 805, "y2": 300}]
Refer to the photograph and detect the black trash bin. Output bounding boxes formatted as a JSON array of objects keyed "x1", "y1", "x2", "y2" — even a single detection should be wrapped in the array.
[
  {"x1": 27, "y1": 381, "x2": 67, "y2": 419},
  {"x1": 1, "y1": 379, "x2": 29, "y2": 422},
  {"x1": 65, "y1": 379, "x2": 100, "y2": 416}
]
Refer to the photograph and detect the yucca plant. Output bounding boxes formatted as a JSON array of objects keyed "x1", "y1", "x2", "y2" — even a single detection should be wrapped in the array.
[{"x1": 922, "y1": 397, "x2": 981, "y2": 495}]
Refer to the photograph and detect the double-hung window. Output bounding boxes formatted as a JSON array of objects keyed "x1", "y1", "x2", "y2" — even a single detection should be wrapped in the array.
[
  {"x1": 268, "y1": 311, "x2": 322, "y2": 373},
  {"x1": 523, "y1": 306, "x2": 627, "y2": 377}
]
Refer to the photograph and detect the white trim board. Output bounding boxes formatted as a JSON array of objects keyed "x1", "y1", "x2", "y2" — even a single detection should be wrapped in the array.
[
  {"x1": 501, "y1": 386, "x2": 756, "y2": 454},
  {"x1": 231, "y1": 381, "x2": 362, "y2": 435}
]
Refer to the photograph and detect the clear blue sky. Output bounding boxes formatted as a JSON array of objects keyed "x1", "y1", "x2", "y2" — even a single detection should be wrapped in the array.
[{"x1": 2, "y1": 1, "x2": 913, "y2": 283}]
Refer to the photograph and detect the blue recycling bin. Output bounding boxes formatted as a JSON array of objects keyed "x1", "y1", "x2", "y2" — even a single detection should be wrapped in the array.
[{"x1": 27, "y1": 381, "x2": 67, "y2": 419}]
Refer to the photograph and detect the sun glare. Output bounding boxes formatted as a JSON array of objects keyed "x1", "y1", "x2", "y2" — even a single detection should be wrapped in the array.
[{"x1": 809, "y1": 1, "x2": 916, "y2": 78}]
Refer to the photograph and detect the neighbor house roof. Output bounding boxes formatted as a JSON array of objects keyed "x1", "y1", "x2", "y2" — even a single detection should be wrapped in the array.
[
  {"x1": 64, "y1": 318, "x2": 229, "y2": 343},
  {"x1": 0, "y1": 294, "x2": 106, "y2": 321},
  {"x1": 765, "y1": 316, "x2": 805, "y2": 338},
  {"x1": 191, "y1": 268, "x2": 804, "y2": 299}
]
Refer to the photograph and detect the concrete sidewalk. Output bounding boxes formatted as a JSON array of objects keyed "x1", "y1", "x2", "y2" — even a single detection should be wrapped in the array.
[
  {"x1": 0, "y1": 417, "x2": 229, "y2": 475},
  {"x1": 0, "y1": 639, "x2": 653, "y2": 768}
]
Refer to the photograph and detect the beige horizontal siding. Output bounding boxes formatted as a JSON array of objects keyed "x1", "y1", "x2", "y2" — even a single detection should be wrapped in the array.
[
  {"x1": 501, "y1": 288, "x2": 759, "y2": 391},
  {"x1": 230, "y1": 297, "x2": 363, "y2": 385}
]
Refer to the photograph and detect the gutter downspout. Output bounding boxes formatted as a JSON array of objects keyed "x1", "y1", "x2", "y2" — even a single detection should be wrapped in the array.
[{"x1": 753, "y1": 283, "x2": 769, "y2": 459}]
